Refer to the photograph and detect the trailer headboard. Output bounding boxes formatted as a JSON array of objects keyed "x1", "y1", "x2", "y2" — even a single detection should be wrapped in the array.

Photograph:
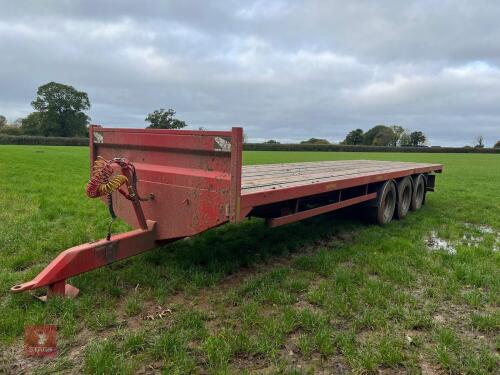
[{"x1": 89, "y1": 125, "x2": 243, "y2": 240}]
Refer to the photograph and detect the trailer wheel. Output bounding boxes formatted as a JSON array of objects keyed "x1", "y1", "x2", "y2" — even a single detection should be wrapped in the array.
[
  {"x1": 373, "y1": 180, "x2": 397, "y2": 224},
  {"x1": 395, "y1": 177, "x2": 413, "y2": 219},
  {"x1": 411, "y1": 174, "x2": 426, "y2": 211}
]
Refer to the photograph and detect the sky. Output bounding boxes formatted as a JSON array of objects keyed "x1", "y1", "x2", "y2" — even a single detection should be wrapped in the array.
[{"x1": 1, "y1": 1, "x2": 499, "y2": 146}]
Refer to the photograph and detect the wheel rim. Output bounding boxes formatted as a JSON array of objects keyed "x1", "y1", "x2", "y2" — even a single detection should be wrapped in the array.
[
  {"x1": 416, "y1": 180, "x2": 424, "y2": 205},
  {"x1": 402, "y1": 184, "x2": 411, "y2": 212},
  {"x1": 383, "y1": 188, "x2": 395, "y2": 221}
]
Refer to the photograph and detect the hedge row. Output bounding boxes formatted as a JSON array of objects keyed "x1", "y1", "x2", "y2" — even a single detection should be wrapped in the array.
[
  {"x1": 0, "y1": 134, "x2": 89, "y2": 146},
  {"x1": 243, "y1": 143, "x2": 500, "y2": 153},
  {"x1": 1, "y1": 135, "x2": 498, "y2": 153}
]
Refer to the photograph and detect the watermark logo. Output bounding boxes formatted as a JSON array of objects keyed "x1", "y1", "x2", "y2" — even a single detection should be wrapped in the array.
[{"x1": 24, "y1": 325, "x2": 57, "y2": 357}]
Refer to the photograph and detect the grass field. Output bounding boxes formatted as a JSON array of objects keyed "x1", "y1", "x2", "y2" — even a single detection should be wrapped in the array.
[{"x1": 0, "y1": 146, "x2": 499, "y2": 374}]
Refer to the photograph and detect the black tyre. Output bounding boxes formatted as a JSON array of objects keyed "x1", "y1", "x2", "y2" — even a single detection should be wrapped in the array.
[
  {"x1": 373, "y1": 180, "x2": 397, "y2": 224},
  {"x1": 395, "y1": 177, "x2": 413, "y2": 219},
  {"x1": 411, "y1": 174, "x2": 426, "y2": 211}
]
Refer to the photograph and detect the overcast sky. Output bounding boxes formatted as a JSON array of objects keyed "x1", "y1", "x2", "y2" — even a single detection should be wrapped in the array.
[{"x1": 1, "y1": 1, "x2": 500, "y2": 145}]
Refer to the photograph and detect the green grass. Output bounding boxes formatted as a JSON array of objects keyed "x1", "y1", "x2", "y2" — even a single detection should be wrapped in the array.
[{"x1": 1, "y1": 146, "x2": 499, "y2": 374}]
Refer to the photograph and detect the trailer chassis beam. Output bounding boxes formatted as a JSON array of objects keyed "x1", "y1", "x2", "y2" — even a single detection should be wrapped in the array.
[
  {"x1": 266, "y1": 192, "x2": 377, "y2": 228},
  {"x1": 11, "y1": 221, "x2": 157, "y2": 300}
]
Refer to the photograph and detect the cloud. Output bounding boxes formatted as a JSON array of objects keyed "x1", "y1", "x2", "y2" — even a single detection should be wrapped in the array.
[{"x1": 0, "y1": 1, "x2": 499, "y2": 146}]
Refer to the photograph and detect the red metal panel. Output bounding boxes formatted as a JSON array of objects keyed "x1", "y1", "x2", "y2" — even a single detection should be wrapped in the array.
[
  {"x1": 266, "y1": 193, "x2": 377, "y2": 227},
  {"x1": 133, "y1": 163, "x2": 230, "y2": 189},
  {"x1": 95, "y1": 127, "x2": 233, "y2": 137},
  {"x1": 97, "y1": 131, "x2": 223, "y2": 152},
  {"x1": 111, "y1": 181, "x2": 229, "y2": 239},
  {"x1": 91, "y1": 127, "x2": 241, "y2": 240}
]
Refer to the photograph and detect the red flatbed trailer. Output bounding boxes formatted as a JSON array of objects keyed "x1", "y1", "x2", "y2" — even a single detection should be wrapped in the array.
[{"x1": 11, "y1": 126, "x2": 443, "y2": 299}]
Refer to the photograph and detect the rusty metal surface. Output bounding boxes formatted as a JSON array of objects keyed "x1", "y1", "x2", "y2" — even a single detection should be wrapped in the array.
[{"x1": 90, "y1": 125, "x2": 240, "y2": 240}]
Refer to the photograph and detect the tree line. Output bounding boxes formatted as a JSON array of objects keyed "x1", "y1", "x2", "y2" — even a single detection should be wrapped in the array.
[
  {"x1": 341, "y1": 125, "x2": 426, "y2": 147},
  {"x1": 0, "y1": 82, "x2": 187, "y2": 137},
  {"x1": 264, "y1": 125, "x2": 423, "y2": 146},
  {"x1": 264, "y1": 125, "x2": 499, "y2": 148}
]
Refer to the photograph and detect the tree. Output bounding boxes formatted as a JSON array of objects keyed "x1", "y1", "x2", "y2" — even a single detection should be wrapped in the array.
[
  {"x1": 11, "y1": 118, "x2": 23, "y2": 128},
  {"x1": 21, "y1": 112, "x2": 44, "y2": 135},
  {"x1": 494, "y1": 140, "x2": 500, "y2": 149},
  {"x1": 300, "y1": 138, "x2": 330, "y2": 145},
  {"x1": 474, "y1": 135, "x2": 485, "y2": 148},
  {"x1": 373, "y1": 127, "x2": 397, "y2": 146},
  {"x1": 409, "y1": 131, "x2": 426, "y2": 146},
  {"x1": 0, "y1": 116, "x2": 23, "y2": 135},
  {"x1": 145, "y1": 108, "x2": 187, "y2": 129},
  {"x1": 342, "y1": 129, "x2": 364, "y2": 145},
  {"x1": 399, "y1": 132, "x2": 412, "y2": 147},
  {"x1": 264, "y1": 139, "x2": 280, "y2": 144},
  {"x1": 390, "y1": 125, "x2": 405, "y2": 146},
  {"x1": 362, "y1": 125, "x2": 396, "y2": 146},
  {"x1": 20, "y1": 82, "x2": 90, "y2": 137}
]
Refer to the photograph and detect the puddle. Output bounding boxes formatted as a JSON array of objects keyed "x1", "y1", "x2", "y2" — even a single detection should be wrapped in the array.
[
  {"x1": 464, "y1": 223, "x2": 500, "y2": 252},
  {"x1": 426, "y1": 224, "x2": 499, "y2": 254},
  {"x1": 426, "y1": 231, "x2": 456, "y2": 254},
  {"x1": 462, "y1": 233, "x2": 482, "y2": 247},
  {"x1": 464, "y1": 223, "x2": 496, "y2": 235}
]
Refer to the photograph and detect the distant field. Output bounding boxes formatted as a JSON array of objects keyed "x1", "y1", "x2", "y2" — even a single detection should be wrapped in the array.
[{"x1": 1, "y1": 146, "x2": 499, "y2": 374}]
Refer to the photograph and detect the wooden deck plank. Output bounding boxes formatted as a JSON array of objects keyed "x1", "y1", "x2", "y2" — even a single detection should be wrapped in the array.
[
  {"x1": 242, "y1": 160, "x2": 388, "y2": 178},
  {"x1": 241, "y1": 160, "x2": 441, "y2": 194},
  {"x1": 242, "y1": 160, "x2": 433, "y2": 178},
  {"x1": 242, "y1": 167, "x2": 422, "y2": 194},
  {"x1": 243, "y1": 166, "x2": 418, "y2": 191},
  {"x1": 242, "y1": 160, "x2": 380, "y2": 174},
  {"x1": 242, "y1": 162, "x2": 429, "y2": 187}
]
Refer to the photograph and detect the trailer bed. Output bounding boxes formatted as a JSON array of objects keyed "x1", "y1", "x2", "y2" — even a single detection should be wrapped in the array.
[
  {"x1": 239, "y1": 160, "x2": 442, "y2": 214},
  {"x1": 241, "y1": 160, "x2": 442, "y2": 194}
]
